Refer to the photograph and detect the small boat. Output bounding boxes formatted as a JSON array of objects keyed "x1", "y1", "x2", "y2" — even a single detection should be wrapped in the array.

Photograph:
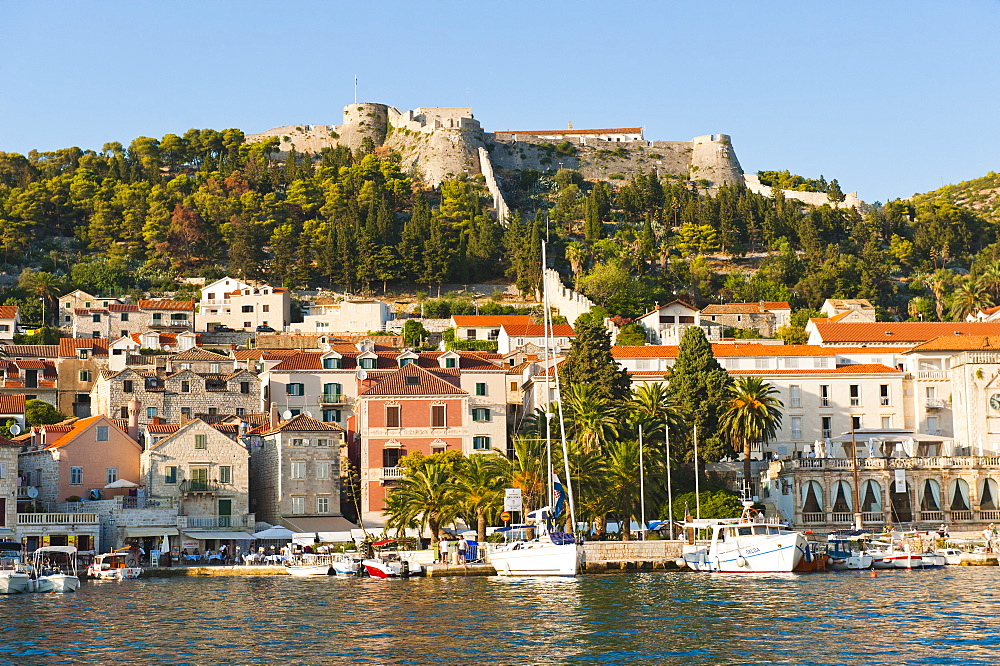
[
  {"x1": 792, "y1": 543, "x2": 829, "y2": 572},
  {"x1": 284, "y1": 554, "x2": 333, "y2": 576},
  {"x1": 680, "y1": 505, "x2": 808, "y2": 573},
  {"x1": 87, "y1": 551, "x2": 142, "y2": 580},
  {"x1": 0, "y1": 543, "x2": 31, "y2": 594},
  {"x1": 33, "y1": 545, "x2": 81, "y2": 593},
  {"x1": 331, "y1": 554, "x2": 365, "y2": 576},
  {"x1": 362, "y1": 554, "x2": 423, "y2": 579},
  {"x1": 487, "y1": 507, "x2": 585, "y2": 577},
  {"x1": 935, "y1": 548, "x2": 963, "y2": 565},
  {"x1": 825, "y1": 537, "x2": 874, "y2": 570}
]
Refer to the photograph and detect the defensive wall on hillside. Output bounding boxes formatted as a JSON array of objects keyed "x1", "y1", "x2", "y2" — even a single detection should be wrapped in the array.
[
  {"x1": 743, "y1": 173, "x2": 867, "y2": 211},
  {"x1": 542, "y1": 268, "x2": 593, "y2": 324}
]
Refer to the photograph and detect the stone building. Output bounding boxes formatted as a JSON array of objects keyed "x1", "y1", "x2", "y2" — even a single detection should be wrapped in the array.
[
  {"x1": 636, "y1": 301, "x2": 721, "y2": 345},
  {"x1": 699, "y1": 302, "x2": 791, "y2": 338},
  {"x1": 293, "y1": 298, "x2": 393, "y2": 334},
  {"x1": 0, "y1": 435, "x2": 18, "y2": 538},
  {"x1": 90, "y1": 361, "x2": 261, "y2": 427},
  {"x1": 820, "y1": 298, "x2": 877, "y2": 322},
  {"x1": 0, "y1": 357, "x2": 58, "y2": 407},
  {"x1": 249, "y1": 414, "x2": 349, "y2": 533},
  {"x1": 0, "y1": 306, "x2": 20, "y2": 340},
  {"x1": 451, "y1": 315, "x2": 532, "y2": 342},
  {"x1": 58, "y1": 292, "x2": 195, "y2": 338},
  {"x1": 140, "y1": 418, "x2": 254, "y2": 552},
  {"x1": 55, "y1": 338, "x2": 111, "y2": 418},
  {"x1": 198, "y1": 277, "x2": 290, "y2": 332}
]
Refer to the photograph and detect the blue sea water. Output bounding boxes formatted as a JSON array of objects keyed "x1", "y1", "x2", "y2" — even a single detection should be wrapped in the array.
[{"x1": 1, "y1": 568, "x2": 998, "y2": 665}]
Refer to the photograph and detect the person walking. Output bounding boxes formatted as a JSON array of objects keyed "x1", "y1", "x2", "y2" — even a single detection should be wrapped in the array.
[
  {"x1": 438, "y1": 537, "x2": 449, "y2": 564},
  {"x1": 457, "y1": 536, "x2": 468, "y2": 564}
]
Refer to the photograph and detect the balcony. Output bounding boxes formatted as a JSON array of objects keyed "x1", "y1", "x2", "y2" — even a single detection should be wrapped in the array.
[
  {"x1": 16, "y1": 486, "x2": 36, "y2": 500},
  {"x1": 381, "y1": 467, "x2": 404, "y2": 480},
  {"x1": 179, "y1": 480, "x2": 222, "y2": 495},
  {"x1": 177, "y1": 514, "x2": 255, "y2": 529},
  {"x1": 318, "y1": 393, "x2": 347, "y2": 405},
  {"x1": 17, "y1": 512, "x2": 99, "y2": 525},
  {"x1": 802, "y1": 512, "x2": 825, "y2": 523},
  {"x1": 917, "y1": 370, "x2": 949, "y2": 380},
  {"x1": 150, "y1": 318, "x2": 191, "y2": 329},
  {"x1": 116, "y1": 496, "x2": 176, "y2": 510},
  {"x1": 925, "y1": 399, "x2": 947, "y2": 410}
]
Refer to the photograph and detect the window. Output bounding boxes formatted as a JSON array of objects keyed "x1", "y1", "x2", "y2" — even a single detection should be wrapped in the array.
[
  {"x1": 181, "y1": 407, "x2": 192, "y2": 419},
  {"x1": 444, "y1": 358, "x2": 457, "y2": 368},
  {"x1": 164, "y1": 466, "x2": 177, "y2": 484},
  {"x1": 70, "y1": 467, "x2": 83, "y2": 485},
  {"x1": 286, "y1": 383, "x2": 304, "y2": 396},
  {"x1": 322, "y1": 357, "x2": 341, "y2": 369},
  {"x1": 241, "y1": 305, "x2": 253, "y2": 313},
  {"x1": 852, "y1": 415, "x2": 862, "y2": 431},
  {"x1": 106, "y1": 467, "x2": 118, "y2": 485},
  {"x1": 235, "y1": 408, "x2": 245, "y2": 416},
  {"x1": 790, "y1": 417, "x2": 802, "y2": 440},
  {"x1": 79, "y1": 370, "x2": 90, "y2": 382},
  {"x1": 92, "y1": 313, "x2": 101, "y2": 323},
  {"x1": 359, "y1": 357, "x2": 376, "y2": 370},
  {"x1": 820, "y1": 385, "x2": 830, "y2": 407},
  {"x1": 181, "y1": 363, "x2": 191, "y2": 370},
  {"x1": 473, "y1": 436, "x2": 491, "y2": 450},
  {"x1": 432, "y1": 404, "x2": 446, "y2": 428},
  {"x1": 79, "y1": 349, "x2": 89, "y2": 360},
  {"x1": 814, "y1": 357, "x2": 830, "y2": 368},
  {"x1": 475, "y1": 382, "x2": 487, "y2": 396},
  {"x1": 84, "y1": 301, "x2": 91, "y2": 308},
  {"x1": 472, "y1": 408, "x2": 491, "y2": 422},
  {"x1": 121, "y1": 312, "x2": 129, "y2": 322},
  {"x1": 291, "y1": 461, "x2": 306, "y2": 479},
  {"x1": 240, "y1": 381, "x2": 250, "y2": 394},
  {"x1": 881, "y1": 416, "x2": 892, "y2": 429},
  {"x1": 406, "y1": 376, "x2": 420, "y2": 386},
  {"x1": 880, "y1": 384, "x2": 890, "y2": 406},
  {"x1": 291, "y1": 497, "x2": 305, "y2": 514},
  {"x1": 400, "y1": 357, "x2": 415, "y2": 367},
  {"x1": 322, "y1": 383, "x2": 342, "y2": 401},
  {"x1": 317, "y1": 438, "x2": 329, "y2": 447},
  {"x1": 218, "y1": 466, "x2": 232, "y2": 484},
  {"x1": 927, "y1": 415, "x2": 939, "y2": 434},
  {"x1": 322, "y1": 409, "x2": 341, "y2": 423},
  {"x1": 244, "y1": 322, "x2": 251, "y2": 328},
  {"x1": 91, "y1": 331, "x2": 101, "y2": 339},
  {"x1": 785, "y1": 357, "x2": 798, "y2": 369},
  {"x1": 292, "y1": 438, "x2": 305, "y2": 447},
  {"x1": 789, "y1": 385, "x2": 801, "y2": 408},
  {"x1": 64, "y1": 315, "x2": 70, "y2": 323},
  {"x1": 146, "y1": 407, "x2": 157, "y2": 419},
  {"x1": 181, "y1": 380, "x2": 190, "y2": 393},
  {"x1": 96, "y1": 426, "x2": 109, "y2": 441},
  {"x1": 467, "y1": 329, "x2": 477, "y2": 339},
  {"x1": 821, "y1": 416, "x2": 832, "y2": 439},
  {"x1": 850, "y1": 385, "x2": 860, "y2": 407},
  {"x1": 386, "y1": 405, "x2": 401, "y2": 428},
  {"x1": 926, "y1": 386, "x2": 937, "y2": 400},
  {"x1": 262, "y1": 304, "x2": 269, "y2": 313},
  {"x1": 152, "y1": 313, "x2": 162, "y2": 321},
  {"x1": 510, "y1": 382, "x2": 518, "y2": 392},
  {"x1": 317, "y1": 497, "x2": 329, "y2": 514},
  {"x1": 208, "y1": 407, "x2": 218, "y2": 416},
  {"x1": 195, "y1": 434, "x2": 207, "y2": 449},
  {"x1": 119, "y1": 406, "x2": 128, "y2": 418},
  {"x1": 755, "y1": 358, "x2": 767, "y2": 369},
  {"x1": 316, "y1": 462, "x2": 330, "y2": 479}
]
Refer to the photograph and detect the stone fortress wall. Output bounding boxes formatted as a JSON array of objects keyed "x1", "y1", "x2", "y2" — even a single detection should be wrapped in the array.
[{"x1": 744, "y1": 173, "x2": 867, "y2": 211}]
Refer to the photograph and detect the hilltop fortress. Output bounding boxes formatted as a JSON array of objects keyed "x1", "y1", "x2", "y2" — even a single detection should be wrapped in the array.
[{"x1": 246, "y1": 103, "x2": 861, "y2": 211}]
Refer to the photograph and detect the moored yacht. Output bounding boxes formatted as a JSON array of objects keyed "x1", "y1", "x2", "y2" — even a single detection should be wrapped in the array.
[
  {"x1": 487, "y1": 507, "x2": 585, "y2": 577},
  {"x1": 0, "y1": 543, "x2": 31, "y2": 594},
  {"x1": 680, "y1": 506, "x2": 807, "y2": 573},
  {"x1": 33, "y1": 546, "x2": 81, "y2": 593}
]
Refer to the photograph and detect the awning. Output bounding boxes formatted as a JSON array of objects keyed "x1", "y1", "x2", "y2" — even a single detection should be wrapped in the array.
[
  {"x1": 279, "y1": 516, "x2": 358, "y2": 533},
  {"x1": 0, "y1": 528, "x2": 15, "y2": 537},
  {"x1": 125, "y1": 527, "x2": 179, "y2": 538},
  {"x1": 183, "y1": 531, "x2": 254, "y2": 540}
]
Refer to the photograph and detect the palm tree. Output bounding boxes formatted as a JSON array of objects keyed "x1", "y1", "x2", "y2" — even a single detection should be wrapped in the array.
[
  {"x1": 18, "y1": 269, "x2": 66, "y2": 327},
  {"x1": 564, "y1": 438, "x2": 612, "y2": 537},
  {"x1": 496, "y1": 436, "x2": 547, "y2": 515},
  {"x1": 453, "y1": 454, "x2": 505, "y2": 543},
  {"x1": 603, "y1": 440, "x2": 642, "y2": 541},
  {"x1": 383, "y1": 463, "x2": 458, "y2": 548},
  {"x1": 564, "y1": 242, "x2": 588, "y2": 287},
  {"x1": 978, "y1": 261, "x2": 1000, "y2": 299},
  {"x1": 949, "y1": 278, "x2": 993, "y2": 321},
  {"x1": 564, "y1": 383, "x2": 620, "y2": 453},
  {"x1": 720, "y1": 376, "x2": 783, "y2": 499}
]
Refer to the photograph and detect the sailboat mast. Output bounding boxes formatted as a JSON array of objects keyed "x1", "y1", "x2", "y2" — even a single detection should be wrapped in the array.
[
  {"x1": 694, "y1": 423, "x2": 701, "y2": 519},
  {"x1": 541, "y1": 242, "x2": 553, "y2": 513},
  {"x1": 552, "y1": 329, "x2": 578, "y2": 535},
  {"x1": 666, "y1": 423, "x2": 674, "y2": 539},
  {"x1": 639, "y1": 424, "x2": 645, "y2": 540}
]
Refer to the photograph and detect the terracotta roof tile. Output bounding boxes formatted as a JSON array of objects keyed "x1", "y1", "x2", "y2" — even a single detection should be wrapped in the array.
[
  {"x1": 729, "y1": 364, "x2": 901, "y2": 375},
  {"x1": 501, "y1": 324, "x2": 575, "y2": 336},
  {"x1": 701, "y1": 302, "x2": 791, "y2": 314},
  {"x1": 261, "y1": 414, "x2": 345, "y2": 435},
  {"x1": 0, "y1": 306, "x2": 18, "y2": 319},
  {"x1": 170, "y1": 347, "x2": 231, "y2": 361},
  {"x1": 0, "y1": 394, "x2": 26, "y2": 413},
  {"x1": 360, "y1": 363, "x2": 466, "y2": 397},
  {"x1": 146, "y1": 424, "x2": 181, "y2": 434},
  {"x1": 611, "y1": 344, "x2": 909, "y2": 358},
  {"x1": 814, "y1": 322, "x2": 1000, "y2": 343},
  {"x1": 138, "y1": 299, "x2": 194, "y2": 310},
  {"x1": 906, "y1": 335, "x2": 1000, "y2": 352},
  {"x1": 452, "y1": 315, "x2": 532, "y2": 327},
  {"x1": 107, "y1": 303, "x2": 139, "y2": 312},
  {"x1": 58, "y1": 338, "x2": 110, "y2": 357},
  {"x1": 1, "y1": 345, "x2": 59, "y2": 358}
]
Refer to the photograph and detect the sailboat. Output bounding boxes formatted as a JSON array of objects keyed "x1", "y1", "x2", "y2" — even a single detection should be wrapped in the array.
[{"x1": 488, "y1": 242, "x2": 585, "y2": 577}]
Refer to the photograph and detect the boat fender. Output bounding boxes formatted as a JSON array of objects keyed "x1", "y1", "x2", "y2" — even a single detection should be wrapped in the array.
[
  {"x1": 675, "y1": 558, "x2": 687, "y2": 569},
  {"x1": 736, "y1": 556, "x2": 747, "y2": 567}
]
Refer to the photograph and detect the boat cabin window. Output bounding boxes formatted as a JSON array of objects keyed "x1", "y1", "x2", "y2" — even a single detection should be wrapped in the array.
[
  {"x1": 737, "y1": 526, "x2": 753, "y2": 536},
  {"x1": 753, "y1": 526, "x2": 769, "y2": 535}
]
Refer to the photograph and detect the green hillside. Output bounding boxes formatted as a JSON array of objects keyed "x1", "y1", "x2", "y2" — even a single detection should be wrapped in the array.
[{"x1": 911, "y1": 171, "x2": 1000, "y2": 223}]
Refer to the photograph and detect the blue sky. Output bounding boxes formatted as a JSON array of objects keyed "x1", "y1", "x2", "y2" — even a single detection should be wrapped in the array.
[{"x1": 2, "y1": 1, "x2": 997, "y2": 202}]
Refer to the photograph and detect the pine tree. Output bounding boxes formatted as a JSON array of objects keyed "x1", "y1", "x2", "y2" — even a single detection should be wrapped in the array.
[
  {"x1": 666, "y1": 327, "x2": 733, "y2": 462},
  {"x1": 561, "y1": 313, "x2": 632, "y2": 403}
]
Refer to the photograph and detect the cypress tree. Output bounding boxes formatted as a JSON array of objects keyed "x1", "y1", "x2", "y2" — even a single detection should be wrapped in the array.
[
  {"x1": 561, "y1": 313, "x2": 632, "y2": 403},
  {"x1": 667, "y1": 326, "x2": 733, "y2": 462}
]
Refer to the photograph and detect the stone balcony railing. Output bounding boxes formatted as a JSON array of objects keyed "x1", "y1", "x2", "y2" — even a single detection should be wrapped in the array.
[
  {"x1": 177, "y1": 514, "x2": 255, "y2": 529},
  {"x1": 788, "y1": 456, "x2": 1000, "y2": 471},
  {"x1": 381, "y1": 467, "x2": 404, "y2": 480},
  {"x1": 798, "y1": 509, "x2": 1000, "y2": 526},
  {"x1": 17, "y1": 512, "x2": 99, "y2": 525}
]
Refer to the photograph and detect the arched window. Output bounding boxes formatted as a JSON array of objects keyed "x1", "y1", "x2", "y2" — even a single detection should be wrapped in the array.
[
  {"x1": 861, "y1": 480, "x2": 882, "y2": 512},
  {"x1": 801, "y1": 480, "x2": 823, "y2": 513},
  {"x1": 981, "y1": 478, "x2": 999, "y2": 510},
  {"x1": 831, "y1": 480, "x2": 852, "y2": 513},
  {"x1": 920, "y1": 479, "x2": 941, "y2": 511},
  {"x1": 950, "y1": 479, "x2": 971, "y2": 511}
]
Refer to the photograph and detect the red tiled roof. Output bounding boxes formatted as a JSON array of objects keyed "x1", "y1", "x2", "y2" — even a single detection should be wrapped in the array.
[
  {"x1": 611, "y1": 344, "x2": 909, "y2": 359},
  {"x1": 360, "y1": 363, "x2": 466, "y2": 397},
  {"x1": 501, "y1": 324, "x2": 575, "y2": 336},
  {"x1": 108, "y1": 303, "x2": 139, "y2": 312},
  {"x1": 43, "y1": 416, "x2": 129, "y2": 449},
  {"x1": 906, "y1": 335, "x2": 1000, "y2": 352},
  {"x1": 1, "y1": 345, "x2": 59, "y2": 358},
  {"x1": 146, "y1": 424, "x2": 181, "y2": 434},
  {"x1": 138, "y1": 300, "x2": 194, "y2": 310},
  {"x1": 0, "y1": 394, "x2": 26, "y2": 413},
  {"x1": 261, "y1": 414, "x2": 345, "y2": 435},
  {"x1": 503, "y1": 127, "x2": 642, "y2": 136},
  {"x1": 58, "y1": 338, "x2": 110, "y2": 357},
  {"x1": 13, "y1": 360, "x2": 46, "y2": 369},
  {"x1": 730, "y1": 364, "x2": 901, "y2": 375},
  {"x1": 0, "y1": 306, "x2": 18, "y2": 319},
  {"x1": 701, "y1": 302, "x2": 791, "y2": 314},
  {"x1": 451, "y1": 315, "x2": 533, "y2": 327},
  {"x1": 813, "y1": 322, "x2": 1000, "y2": 343}
]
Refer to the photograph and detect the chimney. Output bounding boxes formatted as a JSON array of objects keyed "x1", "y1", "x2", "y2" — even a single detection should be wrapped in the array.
[
  {"x1": 127, "y1": 398, "x2": 140, "y2": 442},
  {"x1": 270, "y1": 403, "x2": 279, "y2": 429},
  {"x1": 567, "y1": 121, "x2": 573, "y2": 130}
]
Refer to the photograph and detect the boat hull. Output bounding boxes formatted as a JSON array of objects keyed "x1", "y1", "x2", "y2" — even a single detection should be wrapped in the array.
[
  {"x1": 285, "y1": 564, "x2": 332, "y2": 577},
  {"x1": 488, "y1": 542, "x2": 584, "y2": 577},
  {"x1": 88, "y1": 567, "x2": 142, "y2": 580},
  {"x1": 0, "y1": 573, "x2": 30, "y2": 594},
  {"x1": 828, "y1": 554, "x2": 874, "y2": 570},
  {"x1": 683, "y1": 532, "x2": 807, "y2": 573},
  {"x1": 39, "y1": 574, "x2": 80, "y2": 593},
  {"x1": 362, "y1": 558, "x2": 423, "y2": 578}
]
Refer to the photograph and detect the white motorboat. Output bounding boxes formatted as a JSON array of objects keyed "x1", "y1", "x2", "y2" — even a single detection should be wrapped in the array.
[
  {"x1": 362, "y1": 555, "x2": 423, "y2": 578},
  {"x1": 825, "y1": 537, "x2": 874, "y2": 570},
  {"x1": 87, "y1": 551, "x2": 142, "y2": 580},
  {"x1": 680, "y1": 506, "x2": 807, "y2": 573},
  {"x1": 488, "y1": 508, "x2": 585, "y2": 577},
  {"x1": 331, "y1": 554, "x2": 365, "y2": 576},
  {"x1": 33, "y1": 545, "x2": 81, "y2": 593},
  {"x1": 284, "y1": 554, "x2": 333, "y2": 576},
  {"x1": 0, "y1": 542, "x2": 31, "y2": 594},
  {"x1": 935, "y1": 547, "x2": 963, "y2": 565}
]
